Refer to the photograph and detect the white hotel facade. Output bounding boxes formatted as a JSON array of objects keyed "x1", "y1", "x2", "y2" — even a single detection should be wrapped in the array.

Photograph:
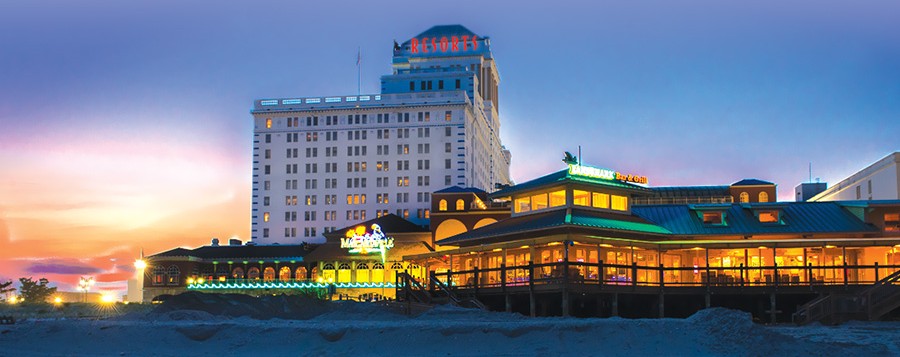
[{"x1": 250, "y1": 25, "x2": 512, "y2": 244}]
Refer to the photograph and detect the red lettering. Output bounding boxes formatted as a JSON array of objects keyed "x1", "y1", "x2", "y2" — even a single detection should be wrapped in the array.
[
  {"x1": 411, "y1": 38, "x2": 419, "y2": 53},
  {"x1": 422, "y1": 37, "x2": 428, "y2": 53},
  {"x1": 461, "y1": 35, "x2": 469, "y2": 50},
  {"x1": 451, "y1": 36, "x2": 459, "y2": 51},
  {"x1": 471, "y1": 35, "x2": 478, "y2": 51},
  {"x1": 440, "y1": 37, "x2": 449, "y2": 52},
  {"x1": 431, "y1": 37, "x2": 436, "y2": 52}
]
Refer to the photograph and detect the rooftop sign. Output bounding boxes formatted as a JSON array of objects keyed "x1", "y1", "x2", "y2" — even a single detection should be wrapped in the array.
[
  {"x1": 340, "y1": 224, "x2": 395, "y2": 262},
  {"x1": 410, "y1": 35, "x2": 478, "y2": 54},
  {"x1": 567, "y1": 164, "x2": 649, "y2": 185}
]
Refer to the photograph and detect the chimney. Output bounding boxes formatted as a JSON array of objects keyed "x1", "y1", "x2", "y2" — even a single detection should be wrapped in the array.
[{"x1": 211, "y1": 238, "x2": 220, "y2": 247}]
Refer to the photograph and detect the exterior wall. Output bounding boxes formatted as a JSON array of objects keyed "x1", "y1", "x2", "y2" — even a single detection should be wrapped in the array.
[
  {"x1": 729, "y1": 185, "x2": 777, "y2": 203},
  {"x1": 430, "y1": 191, "x2": 510, "y2": 246},
  {"x1": 810, "y1": 153, "x2": 900, "y2": 201}
]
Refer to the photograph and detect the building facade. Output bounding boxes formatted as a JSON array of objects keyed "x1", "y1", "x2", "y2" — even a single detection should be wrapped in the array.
[
  {"x1": 250, "y1": 25, "x2": 511, "y2": 244},
  {"x1": 809, "y1": 152, "x2": 900, "y2": 202}
]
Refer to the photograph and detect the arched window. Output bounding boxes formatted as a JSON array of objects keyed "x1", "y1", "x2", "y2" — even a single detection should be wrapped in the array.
[
  {"x1": 263, "y1": 267, "x2": 276, "y2": 281},
  {"x1": 322, "y1": 263, "x2": 335, "y2": 270},
  {"x1": 338, "y1": 263, "x2": 351, "y2": 270},
  {"x1": 739, "y1": 192, "x2": 750, "y2": 203},
  {"x1": 356, "y1": 263, "x2": 369, "y2": 270},
  {"x1": 455, "y1": 199, "x2": 465, "y2": 211},
  {"x1": 152, "y1": 266, "x2": 166, "y2": 285},
  {"x1": 439, "y1": 199, "x2": 448, "y2": 211},
  {"x1": 759, "y1": 192, "x2": 769, "y2": 203},
  {"x1": 391, "y1": 262, "x2": 404, "y2": 270},
  {"x1": 166, "y1": 266, "x2": 180, "y2": 285},
  {"x1": 248, "y1": 267, "x2": 260, "y2": 280},
  {"x1": 294, "y1": 266, "x2": 307, "y2": 280},
  {"x1": 372, "y1": 263, "x2": 384, "y2": 270},
  {"x1": 310, "y1": 266, "x2": 318, "y2": 281},
  {"x1": 279, "y1": 267, "x2": 292, "y2": 281},
  {"x1": 232, "y1": 267, "x2": 245, "y2": 279}
]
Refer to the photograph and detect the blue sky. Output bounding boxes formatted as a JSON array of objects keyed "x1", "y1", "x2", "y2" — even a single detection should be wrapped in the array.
[{"x1": 0, "y1": 0, "x2": 898, "y2": 293}]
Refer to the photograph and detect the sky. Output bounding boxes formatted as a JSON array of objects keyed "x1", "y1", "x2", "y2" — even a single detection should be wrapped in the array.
[{"x1": 1, "y1": 0, "x2": 898, "y2": 298}]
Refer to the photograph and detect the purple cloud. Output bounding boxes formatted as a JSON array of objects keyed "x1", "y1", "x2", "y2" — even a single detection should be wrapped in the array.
[{"x1": 25, "y1": 262, "x2": 103, "y2": 275}]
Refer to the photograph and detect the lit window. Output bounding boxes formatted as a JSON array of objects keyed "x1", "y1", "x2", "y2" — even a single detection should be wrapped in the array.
[
  {"x1": 573, "y1": 190, "x2": 591, "y2": 206},
  {"x1": 456, "y1": 199, "x2": 465, "y2": 211},
  {"x1": 758, "y1": 211, "x2": 779, "y2": 223},
  {"x1": 702, "y1": 211, "x2": 724, "y2": 225},
  {"x1": 739, "y1": 192, "x2": 749, "y2": 203},
  {"x1": 549, "y1": 190, "x2": 566, "y2": 207},
  {"x1": 885, "y1": 213, "x2": 900, "y2": 232},
  {"x1": 439, "y1": 199, "x2": 448, "y2": 211},
  {"x1": 759, "y1": 192, "x2": 769, "y2": 203},
  {"x1": 514, "y1": 197, "x2": 531, "y2": 213},
  {"x1": 592, "y1": 193, "x2": 609, "y2": 209},
  {"x1": 265, "y1": 118, "x2": 272, "y2": 129},
  {"x1": 611, "y1": 195, "x2": 628, "y2": 211},
  {"x1": 531, "y1": 193, "x2": 548, "y2": 210},
  {"x1": 263, "y1": 212, "x2": 270, "y2": 222}
]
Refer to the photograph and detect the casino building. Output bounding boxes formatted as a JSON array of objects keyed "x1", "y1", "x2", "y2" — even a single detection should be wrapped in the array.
[{"x1": 249, "y1": 24, "x2": 511, "y2": 245}]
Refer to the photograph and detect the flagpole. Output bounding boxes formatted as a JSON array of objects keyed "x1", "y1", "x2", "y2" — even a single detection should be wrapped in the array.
[{"x1": 357, "y1": 47, "x2": 361, "y2": 96}]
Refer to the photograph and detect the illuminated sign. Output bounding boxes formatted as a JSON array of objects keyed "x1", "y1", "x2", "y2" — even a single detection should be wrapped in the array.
[
  {"x1": 340, "y1": 224, "x2": 395, "y2": 262},
  {"x1": 568, "y1": 164, "x2": 649, "y2": 185},
  {"x1": 410, "y1": 35, "x2": 478, "y2": 54}
]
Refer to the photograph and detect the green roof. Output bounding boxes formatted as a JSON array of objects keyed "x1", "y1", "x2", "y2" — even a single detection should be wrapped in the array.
[{"x1": 490, "y1": 168, "x2": 649, "y2": 199}]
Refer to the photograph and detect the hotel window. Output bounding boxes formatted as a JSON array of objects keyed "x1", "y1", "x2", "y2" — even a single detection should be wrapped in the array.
[
  {"x1": 456, "y1": 199, "x2": 465, "y2": 211},
  {"x1": 455, "y1": 79, "x2": 460, "y2": 89},
  {"x1": 265, "y1": 134, "x2": 271, "y2": 143},
  {"x1": 439, "y1": 199, "x2": 448, "y2": 211},
  {"x1": 739, "y1": 192, "x2": 749, "y2": 203},
  {"x1": 549, "y1": 190, "x2": 566, "y2": 207},
  {"x1": 515, "y1": 197, "x2": 531, "y2": 213},
  {"x1": 758, "y1": 210, "x2": 779, "y2": 223},
  {"x1": 759, "y1": 192, "x2": 769, "y2": 203},
  {"x1": 573, "y1": 190, "x2": 591, "y2": 206},
  {"x1": 702, "y1": 211, "x2": 725, "y2": 225},
  {"x1": 592, "y1": 193, "x2": 609, "y2": 209},
  {"x1": 445, "y1": 111, "x2": 452, "y2": 121},
  {"x1": 885, "y1": 213, "x2": 900, "y2": 232},
  {"x1": 610, "y1": 195, "x2": 628, "y2": 211},
  {"x1": 265, "y1": 118, "x2": 272, "y2": 128},
  {"x1": 263, "y1": 212, "x2": 270, "y2": 222},
  {"x1": 856, "y1": 186, "x2": 861, "y2": 200},
  {"x1": 531, "y1": 193, "x2": 548, "y2": 210},
  {"x1": 152, "y1": 266, "x2": 166, "y2": 285}
]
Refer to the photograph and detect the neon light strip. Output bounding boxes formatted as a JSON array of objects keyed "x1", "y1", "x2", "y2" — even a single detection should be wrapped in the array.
[{"x1": 186, "y1": 282, "x2": 396, "y2": 290}]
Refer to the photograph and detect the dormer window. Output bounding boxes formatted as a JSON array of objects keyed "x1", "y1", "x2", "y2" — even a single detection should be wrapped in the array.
[
  {"x1": 702, "y1": 211, "x2": 725, "y2": 225},
  {"x1": 758, "y1": 210, "x2": 779, "y2": 223},
  {"x1": 886, "y1": 213, "x2": 900, "y2": 232}
]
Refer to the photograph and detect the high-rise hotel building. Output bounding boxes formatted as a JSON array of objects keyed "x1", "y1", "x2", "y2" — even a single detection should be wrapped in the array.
[{"x1": 250, "y1": 25, "x2": 512, "y2": 244}]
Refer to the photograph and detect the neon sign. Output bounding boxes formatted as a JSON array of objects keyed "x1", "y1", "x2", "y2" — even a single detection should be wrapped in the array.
[
  {"x1": 410, "y1": 35, "x2": 478, "y2": 54},
  {"x1": 568, "y1": 164, "x2": 649, "y2": 185},
  {"x1": 340, "y1": 224, "x2": 395, "y2": 262}
]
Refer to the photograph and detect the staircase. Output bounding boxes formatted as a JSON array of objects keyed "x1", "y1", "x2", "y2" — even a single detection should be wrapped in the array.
[
  {"x1": 795, "y1": 269, "x2": 900, "y2": 325},
  {"x1": 395, "y1": 272, "x2": 486, "y2": 311}
]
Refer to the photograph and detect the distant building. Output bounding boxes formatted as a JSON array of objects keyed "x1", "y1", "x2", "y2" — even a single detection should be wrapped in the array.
[
  {"x1": 809, "y1": 152, "x2": 900, "y2": 202},
  {"x1": 634, "y1": 179, "x2": 777, "y2": 205},
  {"x1": 250, "y1": 25, "x2": 511, "y2": 245},
  {"x1": 795, "y1": 182, "x2": 827, "y2": 202}
]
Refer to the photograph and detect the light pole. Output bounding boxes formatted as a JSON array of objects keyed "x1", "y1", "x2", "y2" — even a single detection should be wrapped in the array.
[{"x1": 78, "y1": 276, "x2": 94, "y2": 303}]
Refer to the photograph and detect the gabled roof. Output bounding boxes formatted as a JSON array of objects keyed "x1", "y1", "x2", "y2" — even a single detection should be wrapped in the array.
[
  {"x1": 150, "y1": 245, "x2": 312, "y2": 260},
  {"x1": 436, "y1": 208, "x2": 670, "y2": 246},
  {"x1": 732, "y1": 179, "x2": 775, "y2": 186},
  {"x1": 632, "y1": 202, "x2": 877, "y2": 236},
  {"x1": 325, "y1": 214, "x2": 428, "y2": 239},
  {"x1": 490, "y1": 169, "x2": 650, "y2": 199},
  {"x1": 434, "y1": 186, "x2": 487, "y2": 195}
]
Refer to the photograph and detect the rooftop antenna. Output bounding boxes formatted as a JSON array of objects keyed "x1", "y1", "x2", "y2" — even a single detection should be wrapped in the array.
[
  {"x1": 578, "y1": 145, "x2": 582, "y2": 165},
  {"x1": 809, "y1": 162, "x2": 812, "y2": 183},
  {"x1": 356, "y1": 46, "x2": 361, "y2": 96}
]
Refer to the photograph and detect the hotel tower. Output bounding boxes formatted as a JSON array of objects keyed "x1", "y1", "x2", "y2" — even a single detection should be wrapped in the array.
[{"x1": 250, "y1": 25, "x2": 511, "y2": 244}]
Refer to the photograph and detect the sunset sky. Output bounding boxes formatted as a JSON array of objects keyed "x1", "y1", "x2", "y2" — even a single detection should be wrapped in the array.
[{"x1": 1, "y1": 1, "x2": 898, "y2": 297}]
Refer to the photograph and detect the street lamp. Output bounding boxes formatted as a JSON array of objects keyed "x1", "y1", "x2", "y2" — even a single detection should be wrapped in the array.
[{"x1": 78, "y1": 276, "x2": 95, "y2": 303}]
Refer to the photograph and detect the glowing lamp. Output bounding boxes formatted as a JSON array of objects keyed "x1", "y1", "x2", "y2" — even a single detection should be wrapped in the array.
[
  {"x1": 54, "y1": 297, "x2": 63, "y2": 304},
  {"x1": 134, "y1": 259, "x2": 147, "y2": 270},
  {"x1": 101, "y1": 294, "x2": 115, "y2": 303}
]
